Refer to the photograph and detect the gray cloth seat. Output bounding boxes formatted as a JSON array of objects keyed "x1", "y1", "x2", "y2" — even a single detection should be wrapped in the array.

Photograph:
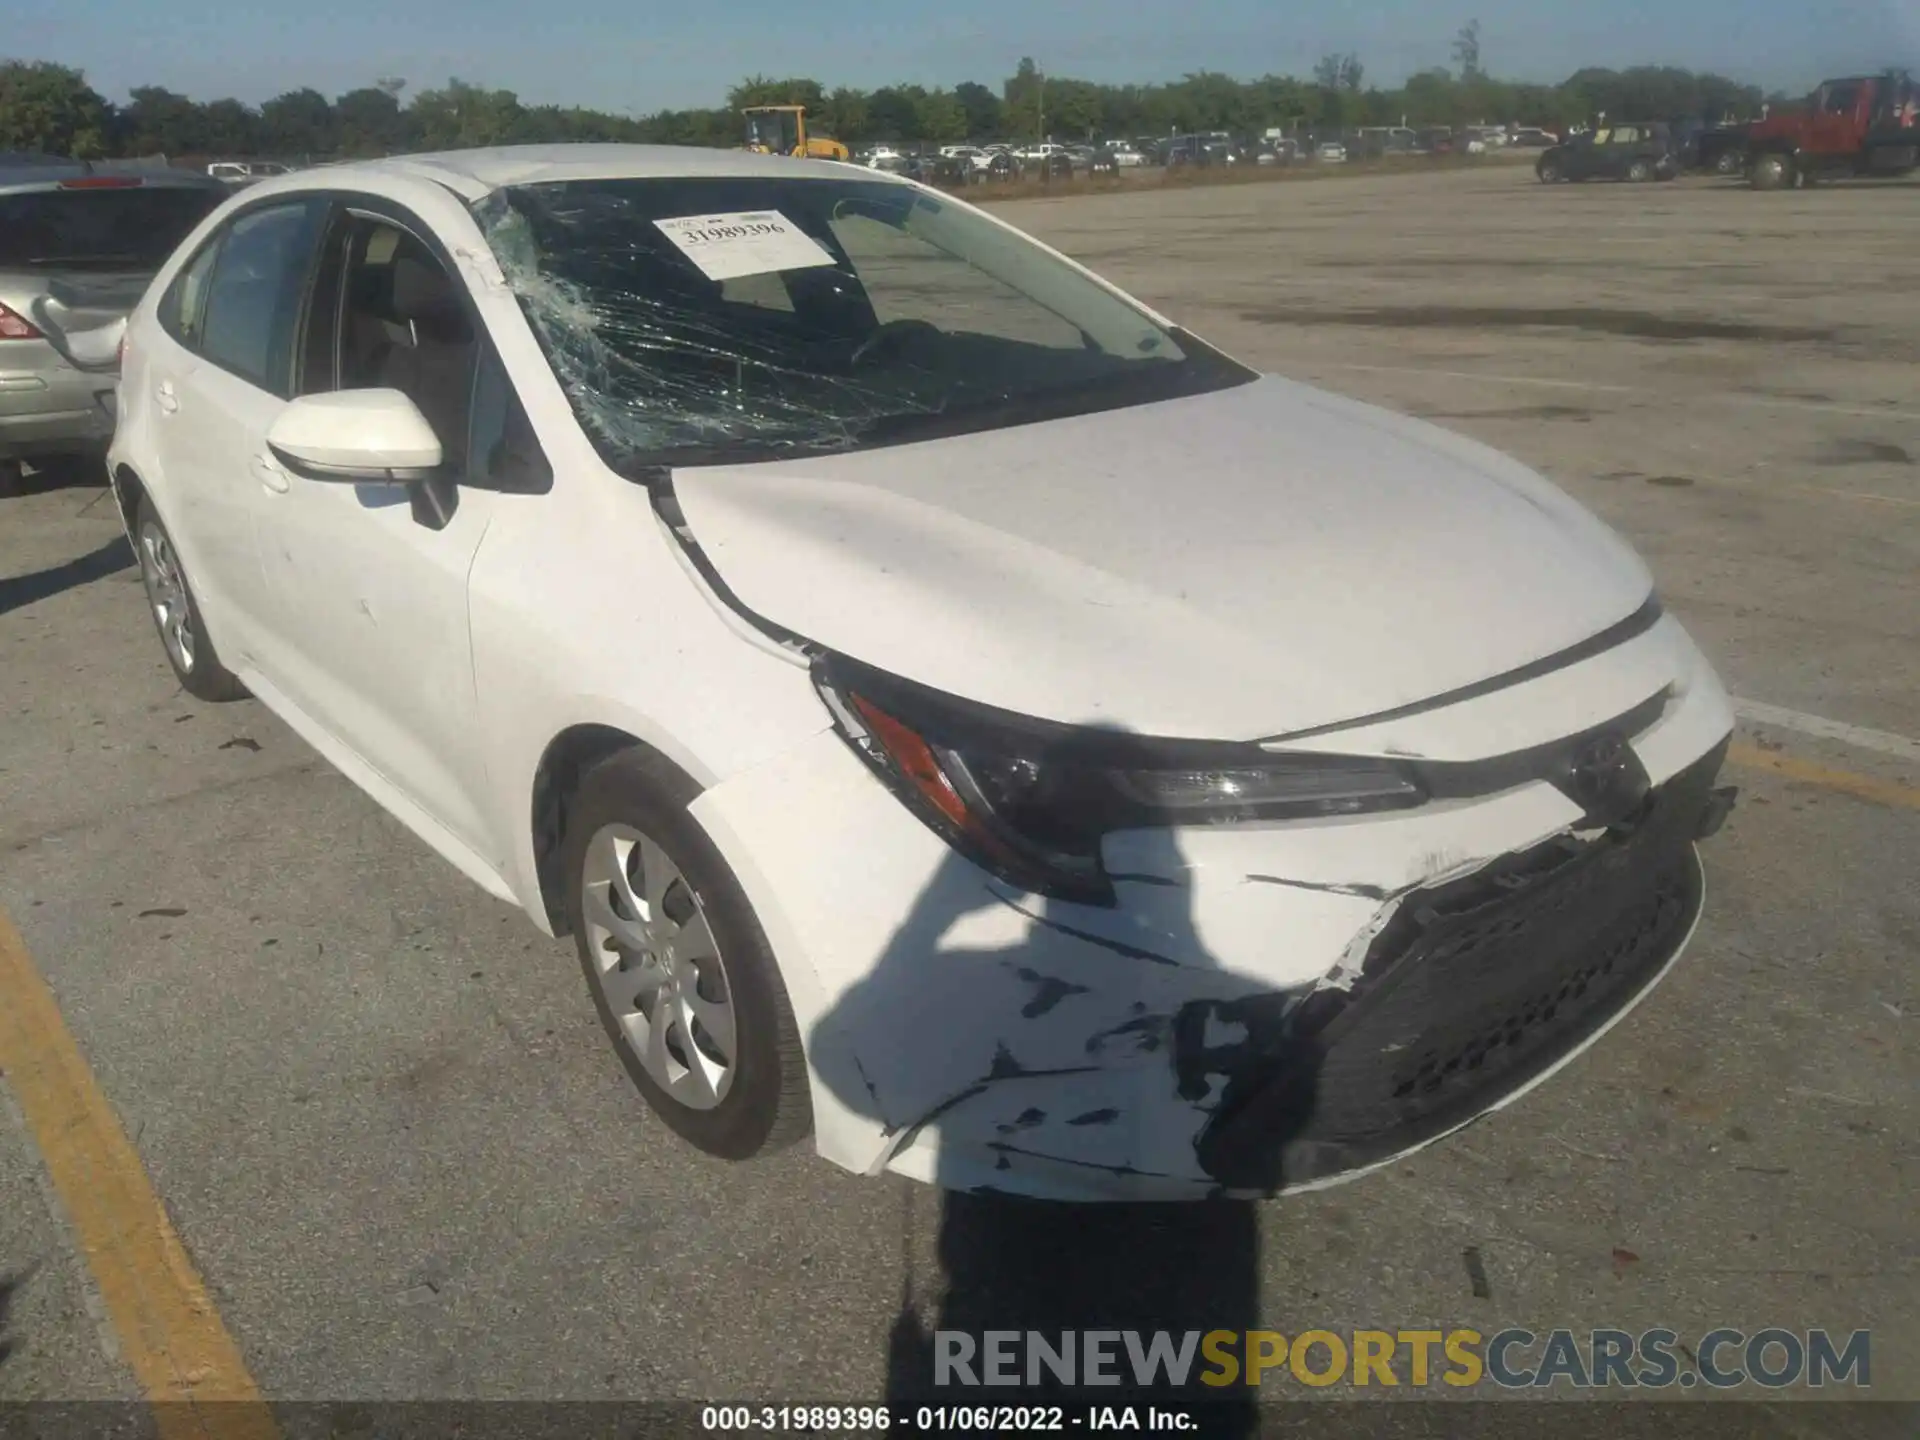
[{"x1": 367, "y1": 254, "x2": 475, "y2": 471}]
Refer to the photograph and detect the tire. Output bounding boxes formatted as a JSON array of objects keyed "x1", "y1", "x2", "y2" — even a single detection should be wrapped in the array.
[
  {"x1": 1536, "y1": 158, "x2": 1561, "y2": 183},
  {"x1": 134, "y1": 496, "x2": 249, "y2": 702},
  {"x1": 1715, "y1": 149, "x2": 1744, "y2": 176},
  {"x1": 1750, "y1": 152, "x2": 1792, "y2": 190},
  {"x1": 563, "y1": 747, "x2": 811, "y2": 1161},
  {"x1": 1626, "y1": 159, "x2": 1654, "y2": 183}
]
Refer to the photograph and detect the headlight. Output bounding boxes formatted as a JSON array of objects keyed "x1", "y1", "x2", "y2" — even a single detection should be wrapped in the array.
[{"x1": 814, "y1": 657, "x2": 1425, "y2": 904}]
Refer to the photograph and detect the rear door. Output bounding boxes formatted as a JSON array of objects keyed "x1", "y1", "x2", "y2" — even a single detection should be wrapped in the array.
[
  {"x1": 141, "y1": 198, "x2": 330, "y2": 662},
  {"x1": 1597, "y1": 126, "x2": 1640, "y2": 176}
]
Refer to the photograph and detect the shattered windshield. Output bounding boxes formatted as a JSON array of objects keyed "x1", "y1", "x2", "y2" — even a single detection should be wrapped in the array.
[{"x1": 478, "y1": 175, "x2": 1254, "y2": 468}]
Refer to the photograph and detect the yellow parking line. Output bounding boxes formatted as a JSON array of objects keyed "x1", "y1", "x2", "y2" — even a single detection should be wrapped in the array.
[
  {"x1": 1729, "y1": 742, "x2": 1920, "y2": 810},
  {"x1": 0, "y1": 906, "x2": 278, "y2": 1440}
]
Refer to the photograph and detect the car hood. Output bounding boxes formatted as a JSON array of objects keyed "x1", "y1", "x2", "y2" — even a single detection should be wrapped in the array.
[{"x1": 670, "y1": 374, "x2": 1653, "y2": 741}]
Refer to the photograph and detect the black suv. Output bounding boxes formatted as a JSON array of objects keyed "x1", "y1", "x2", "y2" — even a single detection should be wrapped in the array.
[{"x1": 1536, "y1": 123, "x2": 1680, "y2": 183}]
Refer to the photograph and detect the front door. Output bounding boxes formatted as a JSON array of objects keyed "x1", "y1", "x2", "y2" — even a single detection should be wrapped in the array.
[
  {"x1": 249, "y1": 203, "x2": 500, "y2": 857},
  {"x1": 1563, "y1": 134, "x2": 1601, "y2": 179},
  {"x1": 1807, "y1": 81, "x2": 1864, "y2": 157}
]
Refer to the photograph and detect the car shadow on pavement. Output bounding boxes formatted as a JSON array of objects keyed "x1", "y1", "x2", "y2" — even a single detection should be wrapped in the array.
[
  {"x1": 811, "y1": 739, "x2": 1328, "y2": 1434},
  {"x1": 0, "y1": 460, "x2": 110, "y2": 499},
  {"x1": 0, "y1": 535, "x2": 134, "y2": 618},
  {"x1": 0, "y1": 1263, "x2": 31, "y2": 1370}
]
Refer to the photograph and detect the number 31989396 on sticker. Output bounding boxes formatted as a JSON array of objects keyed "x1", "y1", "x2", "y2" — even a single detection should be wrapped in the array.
[{"x1": 653, "y1": 210, "x2": 837, "y2": 282}]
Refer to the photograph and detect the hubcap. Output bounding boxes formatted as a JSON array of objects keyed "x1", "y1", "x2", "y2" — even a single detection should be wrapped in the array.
[
  {"x1": 581, "y1": 823, "x2": 737, "y2": 1110},
  {"x1": 138, "y1": 523, "x2": 195, "y2": 673}
]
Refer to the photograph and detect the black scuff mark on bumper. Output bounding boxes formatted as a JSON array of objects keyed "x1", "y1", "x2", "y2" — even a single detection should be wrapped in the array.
[
  {"x1": 1244, "y1": 873, "x2": 1391, "y2": 901},
  {"x1": 851, "y1": 1055, "x2": 886, "y2": 1115},
  {"x1": 1068, "y1": 1108, "x2": 1121, "y2": 1127},
  {"x1": 988, "y1": 892, "x2": 1178, "y2": 966},
  {"x1": 1007, "y1": 965, "x2": 1092, "y2": 1018},
  {"x1": 1107, "y1": 872, "x2": 1184, "y2": 888},
  {"x1": 985, "y1": 1140, "x2": 1177, "y2": 1183},
  {"x1": 1085, "y1": 1010, "x2": 1171, "y2": 1057},
  {"x1": 883, "y1": 1052, "x2": 1104, "y2": 1148}
]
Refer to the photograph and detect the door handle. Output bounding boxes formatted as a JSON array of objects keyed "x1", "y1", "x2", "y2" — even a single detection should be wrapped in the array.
[
  {"x1": 250, "y1": 453, "x2": 290, "y2": 494},
  {"x1": 155, "y1": 380, "x2": 178, "y2": 414}
]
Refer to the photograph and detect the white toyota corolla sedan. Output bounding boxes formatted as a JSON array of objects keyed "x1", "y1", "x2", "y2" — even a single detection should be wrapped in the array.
[{"x1": 107, "y1": 145, "x2": 1738, "y2": 1201}]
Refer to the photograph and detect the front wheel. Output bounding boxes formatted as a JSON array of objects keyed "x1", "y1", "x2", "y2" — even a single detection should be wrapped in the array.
[
  {"x1": 134, "y1": 497, "x2": 248, "y2": 702},
  {"x1": 1536, "y1": 158, "x2": 1562, "y2": 183},
  {"x1": 1749, "y1": 152, "x2": 1792, "y2": 190},
  {"x1": 1626, "y1": 159, "x2": 1654, "y2": 182},
  {"x1": 564, "y1": 747, "x2": 811, "y2": 1160},
  {"x1": 1715, "y1": 149, "x2": 1745, "y2": 176}
]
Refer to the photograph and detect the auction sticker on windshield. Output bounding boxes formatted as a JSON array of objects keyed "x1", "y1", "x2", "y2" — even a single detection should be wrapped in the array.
[{"x1": 654, "y1": 211, "x2": 837, "y2": 282}]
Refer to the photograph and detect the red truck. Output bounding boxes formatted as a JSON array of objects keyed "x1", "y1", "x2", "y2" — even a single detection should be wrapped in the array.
[{"x1": 1747, "y1": 69, "x2": 1920, "y2": 188}]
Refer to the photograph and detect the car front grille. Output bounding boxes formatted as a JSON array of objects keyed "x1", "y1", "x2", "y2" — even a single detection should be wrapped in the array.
[{"x1": 1196, "y1": 739, "x2": 1726, "y2": 1190}]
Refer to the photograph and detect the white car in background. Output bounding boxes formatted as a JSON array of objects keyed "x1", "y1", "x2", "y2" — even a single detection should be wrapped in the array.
[
  {"x1": 207, "y1": 160, "x2": 294, "y2": 188},
  {"x1": 107, "y1": 145, "x2": 1737, "y2": 1201}
]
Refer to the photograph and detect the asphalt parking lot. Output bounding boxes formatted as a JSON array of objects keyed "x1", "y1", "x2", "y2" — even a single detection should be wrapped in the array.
[{"x1": 0, "y1": 163, "x2": 1914, "y2": 1417}]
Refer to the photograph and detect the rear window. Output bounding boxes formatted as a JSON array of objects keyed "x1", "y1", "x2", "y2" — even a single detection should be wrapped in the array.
[{"x1": 0, "y1": 186, "x2": 225, "y2": 271}]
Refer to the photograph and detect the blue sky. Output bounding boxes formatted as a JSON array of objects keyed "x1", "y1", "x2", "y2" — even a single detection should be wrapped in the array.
[{"x1": 16, "y1": 0, "x2": 1918, "y2": 111}]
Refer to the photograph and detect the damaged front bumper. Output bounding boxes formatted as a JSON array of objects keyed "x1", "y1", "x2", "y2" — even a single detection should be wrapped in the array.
[{"x1": 688, "y1": 624, "x2": 1738, "y2": 1202}]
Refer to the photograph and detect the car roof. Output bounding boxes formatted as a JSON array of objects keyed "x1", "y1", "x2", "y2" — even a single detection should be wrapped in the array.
[{"x1": 275, "y1": 144, "x2": 907, "y2": 203}]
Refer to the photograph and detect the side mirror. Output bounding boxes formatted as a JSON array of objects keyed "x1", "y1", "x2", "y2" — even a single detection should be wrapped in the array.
[{"x1": 266, "y1": 389, "x2": 444, "y2": 482}]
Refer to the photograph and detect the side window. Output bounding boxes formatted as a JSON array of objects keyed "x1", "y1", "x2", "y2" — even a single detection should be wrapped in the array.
[
  {"x1": 158, "y1": 240, "x2": 221, "y2": 351},
  {"x1": 467, "y1": 343, "x2": 552, "y2": 494},
  {"x1": 199, "y1": 201, "x2": 327, "y2": 395},
  {"x1": 330, "y1": 216, "x2": 478, "y2": 472}
]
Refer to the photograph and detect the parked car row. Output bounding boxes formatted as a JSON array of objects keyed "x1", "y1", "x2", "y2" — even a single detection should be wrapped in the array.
[
  {"x1": 847, "y1": 122, "x2": 1570, "y2": 184},
  {"x1": 1531, "y1": 118, "x2": 1785, "y2": 185},
  {"x1": 850, "y1": 128, "x2": 1454, "y2": 184}
]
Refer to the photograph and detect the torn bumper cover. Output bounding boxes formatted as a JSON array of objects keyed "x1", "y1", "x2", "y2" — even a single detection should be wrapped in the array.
[
  {"x1": 1187, "y1": 740, "x2": 1732, "y2": 1192},
  {"x1": 690, "y1": 684, "x2": 1736, "y2": 1201}
]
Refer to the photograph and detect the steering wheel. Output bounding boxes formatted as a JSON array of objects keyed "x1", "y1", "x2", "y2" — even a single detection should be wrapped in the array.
[{"x1": 850, "y1": 318, "x2": 941, "y2": 368}]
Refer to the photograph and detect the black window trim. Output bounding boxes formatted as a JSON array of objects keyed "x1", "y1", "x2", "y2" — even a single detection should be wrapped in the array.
[
  {"x1": 157, "y1": 230, "x2": 224, "y2": 352},
  {"x1": 288, "y1": 188, "x2": 552, "y2": 496}
]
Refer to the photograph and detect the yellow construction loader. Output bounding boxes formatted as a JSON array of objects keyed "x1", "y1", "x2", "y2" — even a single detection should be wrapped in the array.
[{"x1": 742, "y1": 105, "x2": 850, "y2": 162}]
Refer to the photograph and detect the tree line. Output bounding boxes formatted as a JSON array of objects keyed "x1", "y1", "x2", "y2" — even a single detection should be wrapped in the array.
[{"x1": 0, "y1": 35, "x2": 1783, "y2": 162}]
